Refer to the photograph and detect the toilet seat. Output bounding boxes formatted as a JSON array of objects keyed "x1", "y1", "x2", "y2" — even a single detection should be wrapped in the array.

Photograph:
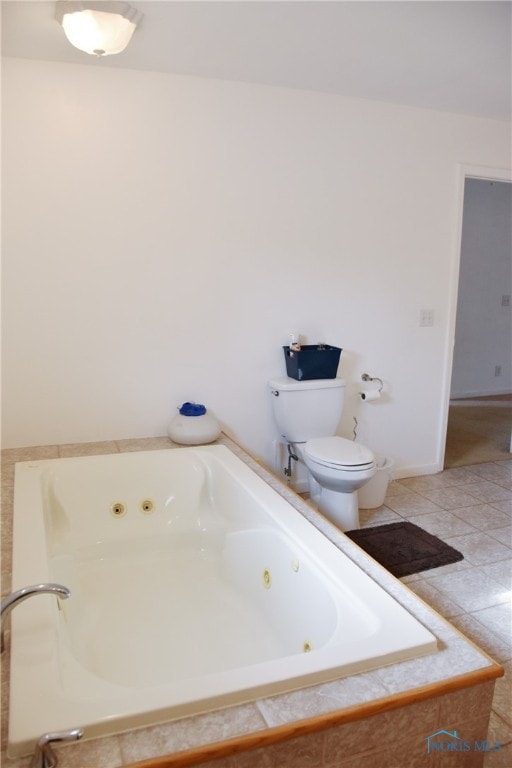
[{"x1": 304, "y1": 436, "x2": 375, "y2": 471}]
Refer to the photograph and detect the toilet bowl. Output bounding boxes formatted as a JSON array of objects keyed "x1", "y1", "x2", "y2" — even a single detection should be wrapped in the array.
[{"x1": 302, "y1": 437, "x2": 376, "y2": 530}]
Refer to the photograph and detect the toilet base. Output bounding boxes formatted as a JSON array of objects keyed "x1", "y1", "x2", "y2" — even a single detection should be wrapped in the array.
[{"x1": 309, "y1": 478, "x2": 360, "y2": 531}]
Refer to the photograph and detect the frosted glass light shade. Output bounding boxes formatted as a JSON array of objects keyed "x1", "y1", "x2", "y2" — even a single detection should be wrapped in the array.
[{"x1": 55, "y1": 1, "x2": 142, "y2": 56}]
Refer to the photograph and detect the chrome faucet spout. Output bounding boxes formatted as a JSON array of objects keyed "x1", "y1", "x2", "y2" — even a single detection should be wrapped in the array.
[
  {"x1": 31, "y1": 728, "x2": 83, "y2": 768},
  {"x1": 1, "y1": 583, "x2": 71, "y2": 652}
]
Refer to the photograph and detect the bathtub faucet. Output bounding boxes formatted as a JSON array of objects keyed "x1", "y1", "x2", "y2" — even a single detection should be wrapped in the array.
[
  {"x1": 1, "y1": 583, "x2": 71, "y2": 653},
  {"x1": 31, "y1": 728, "x2": 83, "y2": 768}
]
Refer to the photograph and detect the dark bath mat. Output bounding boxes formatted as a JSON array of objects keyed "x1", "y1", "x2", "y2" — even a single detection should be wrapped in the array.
[{"x1": 345, "y1": 521, "x2": 464, "y2": 578}]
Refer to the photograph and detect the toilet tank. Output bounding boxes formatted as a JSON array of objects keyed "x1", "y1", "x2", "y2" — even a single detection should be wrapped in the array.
[{"x1": 268, "y1": 377, "x2": 346, "y2": 443}]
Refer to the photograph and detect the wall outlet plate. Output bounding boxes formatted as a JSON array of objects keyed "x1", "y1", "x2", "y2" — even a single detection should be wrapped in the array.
[{"x1": 419, "y1": 309, "x2": 435, "y2": 327}]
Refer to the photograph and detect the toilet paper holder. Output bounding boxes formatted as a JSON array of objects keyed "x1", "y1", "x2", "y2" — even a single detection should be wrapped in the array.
[{"x1": 361, "y1": 373, "x2": 384, "y2": 392}]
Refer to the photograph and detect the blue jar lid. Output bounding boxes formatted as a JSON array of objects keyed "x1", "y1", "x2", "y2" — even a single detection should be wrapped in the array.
[{"x1": 179, "y1": 402, "x2": 207, "y2": 417}]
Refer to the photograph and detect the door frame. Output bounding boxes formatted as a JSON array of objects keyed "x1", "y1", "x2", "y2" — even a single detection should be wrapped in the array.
[{"x1": 438, "y1": 163, "x2": 512, "y2": 469}]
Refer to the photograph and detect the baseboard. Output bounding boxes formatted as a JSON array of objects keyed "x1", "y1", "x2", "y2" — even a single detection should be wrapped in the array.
[
  {"x1": 393, "y1": 462, "x2": 442, "y2": 480},
  {"x1": 450, "y1": 389, "x2": 512, "y2": 399}
]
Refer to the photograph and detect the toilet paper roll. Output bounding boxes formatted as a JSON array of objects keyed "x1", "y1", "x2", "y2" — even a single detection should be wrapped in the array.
[{"x1": 360, "y1": 389, "x2": 381, "y2": 402}]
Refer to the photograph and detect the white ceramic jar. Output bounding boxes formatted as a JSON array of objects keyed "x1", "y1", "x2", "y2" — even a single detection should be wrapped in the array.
[{"x1": 167, "y1": 402, "x2": 221, "y2": 445}]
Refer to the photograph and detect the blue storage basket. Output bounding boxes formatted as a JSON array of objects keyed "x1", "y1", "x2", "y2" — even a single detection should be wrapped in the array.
[{"x1": 283, "y1": 344, "x2": 342, "y2": 380}]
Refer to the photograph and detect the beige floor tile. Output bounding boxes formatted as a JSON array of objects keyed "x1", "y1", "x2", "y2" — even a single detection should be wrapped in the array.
[
  {"x1": 384, "y1": 491, "x2": 443, "y2": 516},
  {"x1": 490, "y1": 661, "x2": 512, "y2": 726},
  {"x1": 397, "y1": 474, "x2": 451, "y2": 492},
  {"x1": 441, "y1": 466, "x2": 483, "y2": 484},
  {"x1": 479, "y1": 560, "x2": 512, "y2": 590},
  {"x1": 359, "y1": 506, "x2": 402, "y2": 527},
  {"x1": 449, "y1": 613, "x2": 511, "y2": 664},
  {"x1": 422, "y1": 568, "x2": 510, "y2": 613},
  {"x1": 487, "y1": 711, "x2": 512, "y2": 747},
  {"x1": 471, "y1": 605, "x2": 512, "y2": 648},
  {"x1": 470, "y1": 462, "x2": 512, "y2": 485},
  {"x1": 383, "y1": 479, "x2": 412, "y2": 498},
  {"x1": 469, "y1": 464, "x2": 511, "y2": 495},
  {"x1": 408, "y1": 580, "x2": 466, "y2": 618},
  {"x1": 409, "y1": 510, "x2": 478, "y2": 538},
  {"x1": 422, "y1": 486, "x2": 484, "y2": 510},
  {"x1": 464, "y1": 481, "x2": 512, "y2": 504},
  {"x1": 444, "y1": 532, "x2": 511, "y2": 566},
  {"x1": 486, "y1": 526, "x2": 512, "y2": 547},
  {"x1": 451, "y1": 504, "x2": 512, "y2": 531},
  {"x1": 491, "y1": 499, "x2": 512, "y2": 515},
  {"x1": 483, "y1": 742, "x2": 512, "y2": 768}
]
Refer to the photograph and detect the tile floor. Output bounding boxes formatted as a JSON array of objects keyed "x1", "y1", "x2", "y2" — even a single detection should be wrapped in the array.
[{"x1": 359, "y1": 458, "x2": 512, "y2": 766}]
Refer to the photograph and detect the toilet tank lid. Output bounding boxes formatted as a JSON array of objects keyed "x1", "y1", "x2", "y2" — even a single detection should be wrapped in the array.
[{"x1": 268, "y1": 377, "x2": 346, "y2": 391}]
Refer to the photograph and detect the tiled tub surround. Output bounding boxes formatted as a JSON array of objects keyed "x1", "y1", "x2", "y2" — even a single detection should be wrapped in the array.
[{"x1": 0, "y1": 436, "x2": 507, "y2": 768}]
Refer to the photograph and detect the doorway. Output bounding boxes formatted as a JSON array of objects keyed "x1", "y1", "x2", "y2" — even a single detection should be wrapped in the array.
[{"x1": 444, "y1": 176, "x2": 512, "y2": 468}]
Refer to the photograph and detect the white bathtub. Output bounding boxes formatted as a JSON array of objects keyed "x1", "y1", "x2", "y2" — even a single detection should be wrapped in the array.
[{"x1": 9, "y1": 445, "x2": 437, "y2": 756}]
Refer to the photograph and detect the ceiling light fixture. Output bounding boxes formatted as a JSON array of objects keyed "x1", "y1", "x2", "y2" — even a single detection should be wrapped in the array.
[{"x1": 55, "y1": 1, "x2": 143, "y2": 57}]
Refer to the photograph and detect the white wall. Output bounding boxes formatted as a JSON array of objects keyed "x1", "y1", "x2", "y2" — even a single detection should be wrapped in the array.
[
  {"x1": 451, "y1": 178, "x2": 512, "y2": 398},
  {"x1": 2, "y1": 58, "x2": 511, "y2": 476}
]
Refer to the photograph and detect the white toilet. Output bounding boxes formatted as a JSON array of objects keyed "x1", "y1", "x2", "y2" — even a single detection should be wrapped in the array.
[{"x1": 268, "y1": 376, "x2": 376, "y2": 531}]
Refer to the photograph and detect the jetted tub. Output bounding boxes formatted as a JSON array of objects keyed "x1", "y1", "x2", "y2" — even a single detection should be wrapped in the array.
[{"x1": 9, "y1": 445, "x2": 437, "y2": 756}]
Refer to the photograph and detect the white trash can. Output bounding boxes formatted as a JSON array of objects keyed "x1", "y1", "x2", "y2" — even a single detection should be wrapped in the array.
[{"x1": 358, "y1": 456, "x2": 394, "y2": 509}]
